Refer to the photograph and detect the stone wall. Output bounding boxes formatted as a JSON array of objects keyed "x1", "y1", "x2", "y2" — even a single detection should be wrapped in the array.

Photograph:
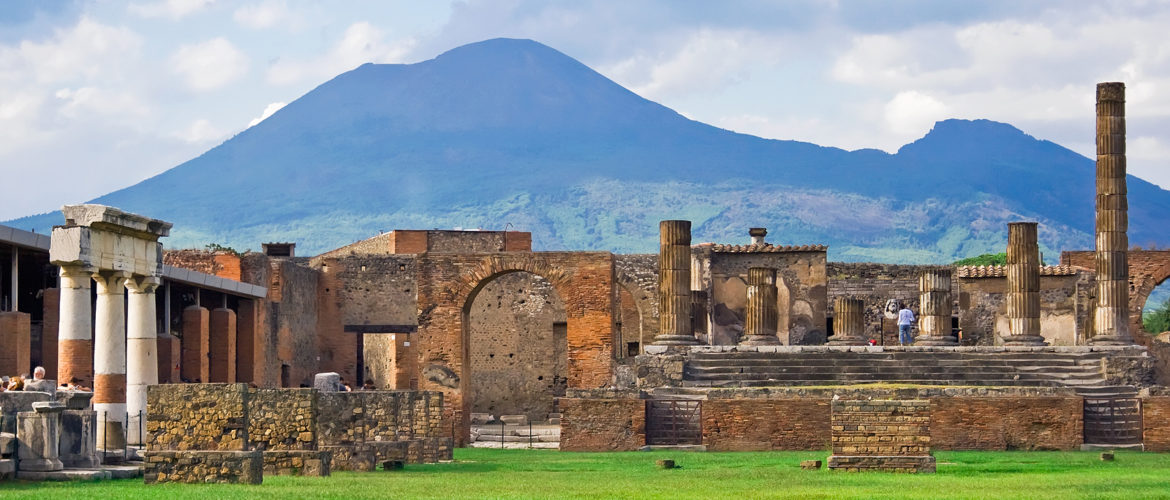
[
  {"x1": 315, "y1": 390, "x2": 449, "y2": 470},
  {"x1": 248, "y1": 388, "x2": 315, "y2": 451},
  {"x1": 1143, "y1": 396, "x2": 1170, "y2": 452},
  {"x1": 828, "y1": 399, "x2": 935, "y2": 472},
  {"x1": 146, "y1": 384, "x2": 248, "y2": 451},
  {"x1": 144, "y1": 450, "x2": 262, "y2": 484},
  {"x1": 467, "y1": 272, "x2": 566, "y2": 421},
  {"x1": 558, "y1": 398, "x2": 645, "y2": 451},
  {"x1": 827, "y1": 263, "x2": 947, "y2": 345},
  {"x1": 701, "y1": 399, "x2": 830, "y2": 451},
  {"x1": 695, "y1": 248, "x2": 828, "y2": 345},
  {"x1": 957, "y1": 273, "x2": 1089, "y2": 346}
]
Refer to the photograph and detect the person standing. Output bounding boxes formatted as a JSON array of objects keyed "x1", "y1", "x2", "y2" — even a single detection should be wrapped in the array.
[{"x1": 897, "y1": 303, "x2": 916, "y2": 345}]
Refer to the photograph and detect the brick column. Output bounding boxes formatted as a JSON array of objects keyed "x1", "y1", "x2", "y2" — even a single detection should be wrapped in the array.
[
  {"x1": 0, "y1": 311, "x2": 31, "y2": 376},
  {"x1": 654, "y1": 220, "x2": 698, "y2": 345},
  {"x1": 740, "y1": 267, "x2": 780, "y2": 345},
  {"x1": 1003, "y1": 222, "x2": 1045, "y2": 346},
  {"x1": 209, "y1": 307, "x2": 237, "y2": 383},
  {"x1": 57, "y1": 265, "x2": 94, "y2": 389},
  {"x1": 236, "y1": 299, "x2": 257, "y2": 384},
  {"x1": 914, "y1": 269, "x2": 957, "y2": 346},
  {"x1": 92, "y1": 270, "x2": 129, "y2": 449},
  {"x1": 181, "y1": 305, "x2": 210, "y2": 382},
  {"x1": 125, "y1": 275, "x2": 160, "y2": 445},
  {"x1": 41, "y1": 287, "x2": 60, "y2": 380},
  {"x1": 827, "y1": 297, "x2": 867, "y2": 346},
  {"x1": 1092, "y1": 82, "x2": 1133, "y2": 345}
]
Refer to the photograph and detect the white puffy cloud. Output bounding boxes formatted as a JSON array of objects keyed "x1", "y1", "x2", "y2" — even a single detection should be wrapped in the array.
[
  {"x1": 128, "y1": 0, "x2": 215, "y2": 20},
  {"x1": 233, "y1": 1, "x2": 291, "y2": 30},
  {"x1": 55, "y1": 87, "x2": 151, "y2": 122},
  {"x1": 174, "y1": 118, "x2": 226, "y2": 144},
  {"x1": 884, "y1": 91, "x2": 951, "y2": 136},
  {"x1": 267, "y1": 22, "x2": 415, "y2": 85},
  {"x1": 0, "y1": 17, "x2": 142, "y2": 85},
  {"x1": 170, "y1": 37, "x2": 250, "y2": 91},
  {"x1": 248, "y1": 101, "x2": 286, "y2": 127}
]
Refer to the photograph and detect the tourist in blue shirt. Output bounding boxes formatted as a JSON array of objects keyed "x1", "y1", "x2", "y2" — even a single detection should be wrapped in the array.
[{"x1": 897, "y1": 304, "x2": 916, "y2": 345}]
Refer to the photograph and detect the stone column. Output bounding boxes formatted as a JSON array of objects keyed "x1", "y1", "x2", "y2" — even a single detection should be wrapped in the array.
[
  {"x1": 740, "y1": 267, "x2": 780, "y2": 345},
  {"x1": 654, "y1": 220, "x2": 698, "y2": 345},
  {"x1": 92, "y1": 270, "x2": 129, "y2": 450},
  {"x1": 827, "y1": 297, "x2": 867, "y2": 346},
  {"x1": 914, "y1": 270, "x2": 957, "y2": 346},
  {"x1": 16, "y1": 401, "x2": 66, "y2": 472},
  {"x1": 125, "y1": 275, "x2": 160, "y2": 446},
  {"x1": 1003, "y1": 222, "x2": 1045, "y2": 346},
  {"x1": 57, "y1": 265, "x2": 94, "y2": 389},
  {"x1": 1093, "y1": 82, "x2": 1133, "y2": 345}
]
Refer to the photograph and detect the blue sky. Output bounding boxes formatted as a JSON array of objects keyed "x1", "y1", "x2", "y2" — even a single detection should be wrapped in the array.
[{"x1": 3, "y1": 0, "x2": 1170, "y2": 220}]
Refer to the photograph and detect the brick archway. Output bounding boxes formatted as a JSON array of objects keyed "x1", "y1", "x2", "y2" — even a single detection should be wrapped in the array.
[
  {"x1": 615, "y1": 269, "x2": 659, "y2": 356},
  {"x1": 1062, "y1": 250, "x2": 1170, "y2": 335},
  {"x1": 416, "y1": 252, "x2": 614, "y2": 445}
]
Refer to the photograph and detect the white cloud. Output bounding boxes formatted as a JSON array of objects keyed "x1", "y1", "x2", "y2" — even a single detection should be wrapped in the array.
[
  {"x1": 233, "y1": 1, "x2": 291, "y2": 30},
  {"x1": 174, "y1": 118, "x2": 226, "y2": 144},
  {"x1": 0, "y1": 17, "x2": 142, "y2": 85},
  {"x1": 267, "y1": 22, "x2": 415, "y2": 85},
  {"x1": 170, "y1": 37, "x2": 249, "y2": 91},
  {"x1": 247, "y1": 101, "x2": 286, "y2": 127},
  {"x1": 55, "y1": 87, "x2": 151, "y2": 121},
  {"x1": 129, "y1": 0, "x2": 214, "y2": 20},
  {"x1": 884, "y1": 91, "x2": 950, "y2": 136}
]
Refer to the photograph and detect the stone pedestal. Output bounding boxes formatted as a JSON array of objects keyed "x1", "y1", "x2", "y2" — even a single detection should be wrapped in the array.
[
  {"x1": 827, "y1": 297, "x2": 867, "y2": 346},
  {"x1": 740, "y1": 268, "x2": 780, "y2": 346},
  {"x1": 59, "y1": 409, "x2": 99, "y2": 468},
  {"x1": 1092, "y1": 82, "x2": 1133, "y2": 345},
  {"x1": 827, "y1": 399, "x2": 935, "y2": 473},
  {"x1": 16, "y1": 401, "x2": 66, "y2": 472},
  {"x1": 654, "y1": 220, "x2": 698, "y2": 345},
  {"x1": 1003, "y1": 222, "x2": 1046, "y2": 346},
  {"x1": 914, "y1": 270, "x2": 957, "y2": 346},
  {"x1": 314, "y1": 372, "x2": 342, "y2": 392}
]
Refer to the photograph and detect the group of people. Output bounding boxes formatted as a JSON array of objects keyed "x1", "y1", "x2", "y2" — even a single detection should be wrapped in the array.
[{"x1": 0, "y1": 366, "x2": 80, "y2": 393}]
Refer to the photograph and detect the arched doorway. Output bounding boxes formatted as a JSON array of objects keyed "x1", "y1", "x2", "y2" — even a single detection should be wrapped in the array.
[{"x1": 465, "y1": 271, "x2": 567, "y2": 422}]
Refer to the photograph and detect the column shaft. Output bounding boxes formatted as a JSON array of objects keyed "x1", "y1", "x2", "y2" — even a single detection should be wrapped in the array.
[
  {"x1": 914, "y1": 270, "x2": 957, "y2": 345},
  {"x1": 741, "y1": 267, "x2": 780, "y2": 345},
  {"x1": 1092, "y1": 82, "x2": 1133, "y2": 344},
  {"x1": 57, "y1": 265, "x2": 94, "y2": 389},
  {"x1": 827, "y1": 297, "x2": 867, "y2": 346},
  {"x1": 181, "y1": 305, "x2": 210, "y2": 382},
  {"x1": 125, "y1": 275, "x2": 160, "y2": 445},
  {"x1": 654, "y1": 220, "x2": 698, "y2": 345},
  {"x1": 92, "y1": 271, "x2": 129, "y2": 450},
  {"x1": 1004, "y1": 222, "x2": 1045, "y2": 346},
  {"x1": 209, "y1": 307, "x2": 237, "y2": 383}
]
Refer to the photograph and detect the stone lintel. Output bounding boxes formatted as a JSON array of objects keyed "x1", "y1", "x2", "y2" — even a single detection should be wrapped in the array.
[{"x1": 62, "y1": 204, "x2": 172, "y2": 239}]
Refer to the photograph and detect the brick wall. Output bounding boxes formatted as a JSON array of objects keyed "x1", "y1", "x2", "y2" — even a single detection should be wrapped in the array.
[
  {"x1": 559, "y1": 398, "x2": 645, "y2": 451},
  {"x1": 701, "y1": 399, "x2": 830, "y2": 451},
  {"x1": 164, "y1": 250, "x2": 242, "y2": 280},
  {"x1": 931, "y1": 396, "x2": 1083, "y2": 450},
  {"x1": 1143, "y1": 396, "x2": 1170, "y2": 452},
  {"x1": 614, "y1": 254, "x2": 658, "y2": 354}
]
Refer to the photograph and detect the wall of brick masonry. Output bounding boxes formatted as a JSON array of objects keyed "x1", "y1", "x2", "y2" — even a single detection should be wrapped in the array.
[
  {"x1": 829, "y1": 399, "x2": 935, "y2": 472},
  {"x1": 146, "y1": 383, "x2": 249, "y2": 451},
  {"x1": 558, "y1": 398, "x2": 645, "y2": 451},
  {"x1": 701, "y1": 399, "x2": 830, "y2": 451},
  {"x1": 144, "y1": 450, "x2": 263, "y2": 484},
  {"x1": 468, "y1": 271, "x2": 566, "y2": 421},
  {"x1": 696, "y1": 248, "x2": 828, "y2": 345},
  {"x1": 931, "y1": 396, "x2": 1082, "y2": 450},
  {"x1": 614, "y1": 254, "x2": 659, "y2": 354},
  {"x1": 1143, "y1": 396, "x2": 1170, "y2": 452}
]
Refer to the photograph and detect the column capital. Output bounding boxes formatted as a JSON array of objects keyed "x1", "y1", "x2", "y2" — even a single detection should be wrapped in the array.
[
  {"x1": 92, "y1": 270, "x2": 131, "y2": 294},
  {"x1": 125, "y1": 275, "x2": 162, "y2": 294},
  {"x1": 58, "y1": 264, "x2": 97, "y2": 278}
]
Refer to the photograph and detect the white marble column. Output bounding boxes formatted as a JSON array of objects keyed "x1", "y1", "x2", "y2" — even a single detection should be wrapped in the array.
[
  {"x1": 92, "y1": 270, "x2": 128, "y2": 450},
  {"x1": 125, "y1": 274, "x2": 160, "y2": 446},
  {"x1": 57, "y1": 264, "x2": 95, "y2": 388}
]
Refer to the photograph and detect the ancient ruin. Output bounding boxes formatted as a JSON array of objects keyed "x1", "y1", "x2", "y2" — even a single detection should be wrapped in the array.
[{"x1": 2, "y1": 81, "x2": 1170, "y2": 481}]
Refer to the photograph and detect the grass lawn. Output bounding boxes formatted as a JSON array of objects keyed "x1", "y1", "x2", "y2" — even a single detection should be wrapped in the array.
[{"x1": 2, "y1": 448, "x2": 1169, "y2": 499}]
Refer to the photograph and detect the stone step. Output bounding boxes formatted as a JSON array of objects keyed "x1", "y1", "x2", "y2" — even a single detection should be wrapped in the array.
[
  {"x1": 681, "y1": 379, "x2": 1047, "y2": 388},
  {"x1": 468, "y1": 441, "x2": 559, "y2": 449}
]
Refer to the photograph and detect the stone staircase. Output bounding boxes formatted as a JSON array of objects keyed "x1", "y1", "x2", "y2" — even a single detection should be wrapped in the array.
[
  {"x1": 681, "y1": 350, "x2": 1116, "y2": 388},
  {"x1": 469, "y1": 413, "x2": 561, "y2": 449}
]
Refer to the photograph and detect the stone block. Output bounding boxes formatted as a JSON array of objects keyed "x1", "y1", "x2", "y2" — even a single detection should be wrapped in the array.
[
  {"x1": 0, "y1": 432, "x2": 14, "y2": 457},
  {"x1": 55, "y1": 391, "x2": 94, "y2": 410},
  {"x1": 500, "y1": 414, "x2": 528, "y2": 426},
  {"x1": 16, "y1": 403, "x2": 66, "y2": 472},
  {"x1": 0, "y1": 392, "x2": 52, "y2": 434},
  {"x1": 827, "y1": 454, "x2": 936, "y2": 473},
  {"x1": 470, "y1": 413, "x2": 491, "y2": 425},
  {"x1": 59, "y1": 410, "x2": 99, "y2": 468},
  {"x1": 0, "y1": 458, "x2": 13, "y2": 479},
  {"x1": 314, "y1": 372, "x2": 342, "y2": 392},
  {"x1": 262, "y1": 450, "x2": 332, "y2": 476},
  {"x1": 142, "y1": 450, "x2": 262, "y2": 484},
  {"x1": 801, "y1": 460, "x2": 822, "y2": 470}
]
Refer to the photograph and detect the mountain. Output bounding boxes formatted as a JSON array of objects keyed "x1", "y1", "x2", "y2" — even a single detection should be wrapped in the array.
[{"x1": 9, "y1": 38, "x2": 1170, "y2": 263}]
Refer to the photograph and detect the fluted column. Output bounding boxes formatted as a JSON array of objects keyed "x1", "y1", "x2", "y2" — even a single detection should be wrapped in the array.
[
  {"x1": 654, "y1": 220, "x2": 698, "y2": 345},
  {"x1": 1003, "y1": 222, "x2": 1045, "y2": 346},
  {"x1": 125, "y1": 275, "x2": 160, "y2": 446},
  {"x1": 827, "y1": 297, "x2": 866, "y2": 346},
  {"x1": 57, "y1": 264, "x2": 95, "y2": 389},
  {"x1": 740, "y1": 267, "x2": 780, "y2": 345},
  {"x1": 1092, "y1": 82, "x2": 1133, "y2": 345},
  {"x1": 92, "y1": 270, "x2": 128, "y2": 450},
  {"x1": 914, "y1": 269, "x2": 957, "y2": 346}
]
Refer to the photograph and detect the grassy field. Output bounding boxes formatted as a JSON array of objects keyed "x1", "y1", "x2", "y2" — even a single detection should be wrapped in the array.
[{"x1": 2, "y1": 448, "x2": 1169, "y2": 499}]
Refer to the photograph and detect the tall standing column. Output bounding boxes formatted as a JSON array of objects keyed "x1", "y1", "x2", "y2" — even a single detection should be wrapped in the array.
[
  {"x1": 125, "y1": 275, "x2": 160, "y2": 446},
  {"x1": 654, "y1": 220, "x2": 698, "y2": 345},
  {"x1": 1093, "y1": 82, "x2": 1133, "y2": 345},
  {"x1": 914, "y1": 269, "x2": 957, "y2": 345},
  {"x1": 92, "y1": 270, "x2": 129, "y2": 450},
  {"x1": 1003, "y1": 222, "x2": 1045, "y2": 346},
  {"x1": 827, "y1": 297, "x2": 867, "y2": 346},
  {"x1": 57, "y1": 265, "x2": 94, "y2": 389},
  {"x1": 740, "y1": 267, "x2": 780, "y2": 345}
]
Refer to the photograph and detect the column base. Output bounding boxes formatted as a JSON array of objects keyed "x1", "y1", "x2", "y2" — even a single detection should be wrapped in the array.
[
  {"x1": 652, "y1": 335, "x2": 699, "y2": 346},
  {"x1": 1089, "y1": 335, "x2": 1134, "y2": 345},
  {"x1": 739, "y1": 335, "x2": 780, "y2": 346},
  {"x1": 17, "y1": 458, "x2": 64, "y2": 472},
  {"x1": 1001, "y1": 335, "x2": 1047, "y2": 346},
  {"x1": 913, "y1": 335, "x2": 958, "y2": 346},
  {"x1": 826, "y1": 336, "x2": 868, "y2": 346}
]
